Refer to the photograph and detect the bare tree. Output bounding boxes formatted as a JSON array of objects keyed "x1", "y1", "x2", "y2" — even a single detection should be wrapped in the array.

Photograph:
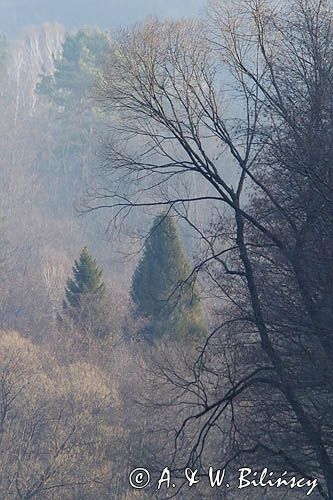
[
  {"x1": 92, "y1": 1, "x2": 333, "y2": 497},
  {"x1": 0, "y1": 330, "x2": 122, "y2": 499}
]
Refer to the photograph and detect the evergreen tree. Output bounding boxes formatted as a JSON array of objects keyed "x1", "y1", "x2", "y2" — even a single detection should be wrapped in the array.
[
  {"x1": 37, "y1": 29, "x2": 109, "y2": 213},
  {"x1": 38, "y1": 28, "x2": 109, "y2": 110},
  {"x1": 131, "y1": 215, "x2": 206, "y2": 345},
  {"x1": 62, "y1": 247, "x2": 110, "y2": 339},
  {"x1": 64, "y1": 247, "x2": 105, "y2": 305}
]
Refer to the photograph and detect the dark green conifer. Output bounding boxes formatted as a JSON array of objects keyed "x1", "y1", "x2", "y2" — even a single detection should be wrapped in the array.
[
  {"x1": 62, "y1": 247, "x2": 109, "y2": 339},
  {"x1": 64, "y1": 247, "x2": 105, "y2": 307},
  {"x1": 131, "y1": 215, "x2": 206, "y2": 345}
]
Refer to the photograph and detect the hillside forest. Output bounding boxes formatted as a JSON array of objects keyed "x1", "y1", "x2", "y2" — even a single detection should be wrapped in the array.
[{"x1": 0, "y1": 1, "x2": 332, "y2": 499}]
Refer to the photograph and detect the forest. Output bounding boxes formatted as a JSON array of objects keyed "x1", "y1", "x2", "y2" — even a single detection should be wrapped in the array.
[{"x1": 0, "y1": 0, "x2": 332, "y2": 499}]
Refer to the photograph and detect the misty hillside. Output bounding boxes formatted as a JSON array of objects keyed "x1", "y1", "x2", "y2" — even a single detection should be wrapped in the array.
[{"x1": 0, "y1": 1, "x2": 332, "y2": 499}]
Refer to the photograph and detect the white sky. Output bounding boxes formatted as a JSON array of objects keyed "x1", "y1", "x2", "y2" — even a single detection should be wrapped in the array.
[{"x1": 0, "y1": 0, "x2": 207, "y2": 35}]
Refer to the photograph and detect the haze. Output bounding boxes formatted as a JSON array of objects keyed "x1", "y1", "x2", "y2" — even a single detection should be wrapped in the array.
[{"x1": 0, "y1": 0, "x2": 206, "y2": 35}]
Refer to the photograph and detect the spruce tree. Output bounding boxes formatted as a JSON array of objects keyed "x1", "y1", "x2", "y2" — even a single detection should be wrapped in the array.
[
  {"x1": 131, "y1": 215, "x2": 206, "y2": 345},
  {"x1": 62, "y1": 247, "x2": 110, "y2": 339}
]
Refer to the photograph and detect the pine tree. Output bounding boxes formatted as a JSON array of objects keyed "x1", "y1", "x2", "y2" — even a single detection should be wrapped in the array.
[
  {"x1": 131, "y1": 215, "x2": 206, "y2": 345},
  {"x1": 38, "y1": 28, "x2": 109, "y2": 110},
  {"x1": 62, "y1": 247, "x2": 110, "y2": 339},
  {"x1": 37, "y1": 29, "x2": 109, "y2": 213}
]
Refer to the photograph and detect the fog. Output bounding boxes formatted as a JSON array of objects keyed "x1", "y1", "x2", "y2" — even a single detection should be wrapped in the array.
[{"x1": 0, "y1": 0, "x2": 205, "y2": 35}]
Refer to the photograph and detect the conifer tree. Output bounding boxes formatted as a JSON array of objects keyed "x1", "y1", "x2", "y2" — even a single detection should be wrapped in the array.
[
  {"x1": 37, "y1": 29, "x2": 109, "y2": 212},
  {"x1": 64, "y1": 247, "x2": 105, "y2": 305},
  {"x1": 131, "y1": 215, "x2": 206, "y2": 345},
  {"x1": 62, "y1": 247, "x2": 110, "y2": 339},
  {"x1": 38, "y1": 28, "x2": 109, "y2": 110}
]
